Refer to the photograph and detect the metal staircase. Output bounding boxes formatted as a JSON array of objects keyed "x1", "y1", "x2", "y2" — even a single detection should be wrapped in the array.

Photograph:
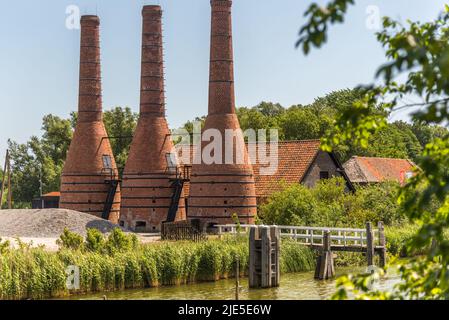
[
  {"x1": 102, "y1": 179, "x2": 120, "y2": 220},
  {"x1": 166, "y1": 179, "x2": 185, "y2": 223},
  {"x1": 166, "y1": 165, "x2": 191, "y2": 223}
]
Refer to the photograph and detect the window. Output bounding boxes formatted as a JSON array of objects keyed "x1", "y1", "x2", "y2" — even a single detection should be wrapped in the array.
[
  {"x1": 405, "y1": 171, "x2": 414, "y2": 180},
  {"x1": 320, "y1": 171, "x2": 330, "y2": 180},
  {"x1": 165, "y1": 152, "x2": 178, "y2": 173},
  {"x1": 102, "y1": 155, "x2": 112, "y2": 169}
]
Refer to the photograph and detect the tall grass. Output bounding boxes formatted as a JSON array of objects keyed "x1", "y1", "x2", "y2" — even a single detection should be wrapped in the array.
[
  {"x1": 0, "y1": 236, "x2": 315, "y2": 300},
  {"x1": 385, "y1": 224, "x2": 421, "y2": 257}
]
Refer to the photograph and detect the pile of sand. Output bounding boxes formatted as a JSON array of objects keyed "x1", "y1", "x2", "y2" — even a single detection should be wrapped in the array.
[{"x1": 0, "y1": 209, "x2": 124, "y2": 238}]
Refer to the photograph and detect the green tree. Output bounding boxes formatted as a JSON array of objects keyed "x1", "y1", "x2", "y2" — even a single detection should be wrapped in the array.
[
  {"x1": 411, "y1": 120, "x2": 448, "y2": 148},
  {"x1": 279, "y1": 107, "x2": 322, "y2": 140},
  {"x1": 254, "y1": 101, "x2": 285, "y2": 117},
  {"x1": 391, "y1": 121, "x2": 423, "y2": 161},
  {"x1": 7, "y1": 139, "x2": 40, "y2": 207},
  {"x1": 103, "y1": 107, "x2": 138, "y2": 169},
  {"x1": 298, "y1": 0, "x2": 449, "y2": 299}
]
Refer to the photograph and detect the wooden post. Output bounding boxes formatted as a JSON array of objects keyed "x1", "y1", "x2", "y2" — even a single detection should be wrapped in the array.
[
  {"x1": 315, "y1": 230, "x2": 335, "y2": 280},
  {"x1": 378, "y1": 221, "x2": 387, "y2": 267},
  {"x1": 6, "y1": 154, "x2": 11, "y2": 209},
  {"x1": 270, "y1": 226, "x2": 280, "y2": 287},
  {"x1": 260, "y1": 226, "x2": 272, "y2": 288},
  {"x1": 249, "y1": 227, "x2": 259, "y2": 288},
  {"x1": 0, "y1": 150, "x2": 8, "y2": 209},
  {"x1": 366, "y1": 222, "x2": 374, "y2": 267},
  {"x1": 249, "y1": 226, "x2": 280, "y2": 289},
  {"x1": 235, "y1": 255, "x2": 240, "y2": 300}
]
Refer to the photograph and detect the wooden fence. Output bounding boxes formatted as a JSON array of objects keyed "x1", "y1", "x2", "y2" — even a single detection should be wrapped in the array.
[
  {"x1": 217, "y1": 224, "x2": 381, "y2": 249},
  {"x1": 217, "y1": 222, "x2": 387, "y2": 270},
  {"x1": 161, "y1": 220, "x2": 206, "y2": 242}
]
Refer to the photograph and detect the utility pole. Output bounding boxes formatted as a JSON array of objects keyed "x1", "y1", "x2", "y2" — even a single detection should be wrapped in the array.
[
  {"x1": 7, "y1": 153, "x2": 11, "y2": 209},
  {"x1": 0, "y1": 150, "x2": 9, "y2": 210},
  {"x1": 39, "y1": 164, "x2": 44, "y2": 209}
]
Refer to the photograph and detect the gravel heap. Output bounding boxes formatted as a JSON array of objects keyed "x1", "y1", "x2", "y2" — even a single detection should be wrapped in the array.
[{"x1": 0, "y1": 209, "x2": 125, "y2": 238}]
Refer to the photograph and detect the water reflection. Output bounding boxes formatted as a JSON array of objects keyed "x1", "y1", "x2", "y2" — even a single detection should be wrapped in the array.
[{"x1": 65, "y1": 265, "x2": 401, "y2": 300}]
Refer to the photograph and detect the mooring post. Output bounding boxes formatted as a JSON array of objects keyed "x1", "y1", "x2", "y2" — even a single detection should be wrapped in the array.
[
  {"x1": 271, "y1": 226, "x2": 281, "y2": 287},
  {"x1": 0, "y1": 150, "x2": 8, "y2": 209},
  {"x1": 260, "y1": 226, "x2": 272, "y2": 288},
  {"x1": 366, "y1": 222, "x2": 374, "y2": 267},
  {"x1": 249, "y1": 227, "x2": 258, "y2": 288},
  {"x1": 377, "y1": 221, "x2": 387, "y2": 267},
  {"x1": 235, "y1": 255, "x2": 240, "y2": 300},
  {"x1": 249, "y1": 225, "x2": 280, "y2": 289},
  {"x1": 315, "y1": 230, "x2": 335, "y2": 280}
]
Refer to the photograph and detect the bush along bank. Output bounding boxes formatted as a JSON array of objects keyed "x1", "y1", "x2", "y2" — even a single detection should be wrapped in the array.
[{"x1": 0, "y1": 229, "x2": 315, "y2": 300}]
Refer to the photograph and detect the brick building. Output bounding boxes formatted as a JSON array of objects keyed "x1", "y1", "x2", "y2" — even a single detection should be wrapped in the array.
[
  {"x1": 188, "y1": 0, "x2": 257, "y2": 225},
  {"x1": 59, "y1": 16, "x2": 121, "y2": 223},
  {"x1": 119, "y1": 6, "x2": 186, "y2": 232}
]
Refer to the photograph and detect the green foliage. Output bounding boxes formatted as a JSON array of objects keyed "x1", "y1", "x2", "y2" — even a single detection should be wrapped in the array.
[
  {"x1": 385, "y1": 224, "x2": 421, "y2": 257},
  {"x1": 104, "y1": 228, "x2": 138, "y2": 255},
  {"x1": 102, "y1": 107, "x2": 138, "y2": 170},
  {"x1": 56, "y1": 228, "x2": 84, "y2": 251},
  {"x1": 296, "y1": 0, "x2": 355, "y2": 54},
  {"x1": 280, "y1": 239, "x2": 315, "y2": 273},
  {"x1": 0, "y1": 246, "x2": 67, "y2": 300},
  {"x1": 259, "y1": 177, "x2": 405, "y2": 228},
  {"x1": 299, "y1": 0, "x2": 449, "y2": 300},
  {"x1": 85, "y1": 229, "x2": 105, "y2": 253},
  {"x1": 83, "y1": 228, "x2": 138, "y2": 255},
  {"x1": 0, "y1": 237, "x2": 10, "y2": 254}
]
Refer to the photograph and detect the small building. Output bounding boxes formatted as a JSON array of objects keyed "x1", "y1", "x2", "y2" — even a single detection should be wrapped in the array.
[
  {"x1": 343, "y1": 156, "x2": 416, "y2": 185},
  {"x1": 32, "y1": 192, "x2": 60, "y2": 209},
  {"x1": 251, "y1": 140, "x2": 354, "y2": 203}
]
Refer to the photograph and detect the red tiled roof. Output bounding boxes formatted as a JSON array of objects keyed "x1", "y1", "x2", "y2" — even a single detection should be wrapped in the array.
[
  {"x1": 343, "y1": 156, "x2": 416, "y2": 184},
  {"x1": 175, "y1": 140, "x2": 322, "y2": 198},
  {"x1": 251, "y1": 140, "x2": 321, "y2": 197},
  {"x1": 43, "y1": 191, "x2": 61, "y2": 198}
]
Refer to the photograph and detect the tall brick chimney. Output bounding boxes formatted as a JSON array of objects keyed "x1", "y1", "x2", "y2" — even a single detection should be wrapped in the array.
[
  {"x1": 120, "y1": 6, "x2": 186, "y2": 232},
  {"x1": 60, "y1": 15, "x2": 121, "y2": 223},
  {"x1": 189, "y1": 0, "x2": 257, "y2": 224}
]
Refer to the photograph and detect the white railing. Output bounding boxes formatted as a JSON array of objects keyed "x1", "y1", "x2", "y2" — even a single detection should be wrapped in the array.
[{"x1": 216, "y1": 224, "x2": 379, "y2": 247}]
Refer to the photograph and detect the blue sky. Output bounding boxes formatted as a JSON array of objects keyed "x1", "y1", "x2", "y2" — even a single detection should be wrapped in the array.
[{"x1": 0, "y1": 0, "x2": 448, "y2": 162}]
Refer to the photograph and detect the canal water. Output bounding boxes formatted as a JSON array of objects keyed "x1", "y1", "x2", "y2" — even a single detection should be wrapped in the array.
[{"x1": 67, "y1": 265, "x2": 400, "y2": 300}]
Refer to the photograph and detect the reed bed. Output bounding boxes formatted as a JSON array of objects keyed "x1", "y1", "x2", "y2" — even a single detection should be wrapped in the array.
[{"x1": 0, "y1": 234, "x2": 315, "y2": 300}]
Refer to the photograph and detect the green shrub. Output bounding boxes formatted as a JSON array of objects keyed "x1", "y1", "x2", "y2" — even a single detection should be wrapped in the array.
[
  {"x1": 0, "y1": 237, "x2": 10, "y2": 254},
  {"x1": 85, "y1": 229, "x2": 105, "y2": 253},
  {"x1": 105, "y1": 228, "x2": 138, "y2": 254},
  {"x1": 259, "y1": 178, "x2": 406, "y2": 228},
  {"x1": 385, "y1": 224, "x2": 421, "y2": 257},
  {"x1": 56, "y1": 228, "x2": 84, "y2": 251}
]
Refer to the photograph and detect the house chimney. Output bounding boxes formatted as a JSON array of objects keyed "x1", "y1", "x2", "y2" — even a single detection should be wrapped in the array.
[
  {"x1": 120, "y1": 6, "x2": 186, "y2": 232},
  {"x1": 60, "y1": 15, "x2": 121, "y2": 223},
  {"x1": 189, "y1": 0, "x2": 257, "y2": 224}
]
